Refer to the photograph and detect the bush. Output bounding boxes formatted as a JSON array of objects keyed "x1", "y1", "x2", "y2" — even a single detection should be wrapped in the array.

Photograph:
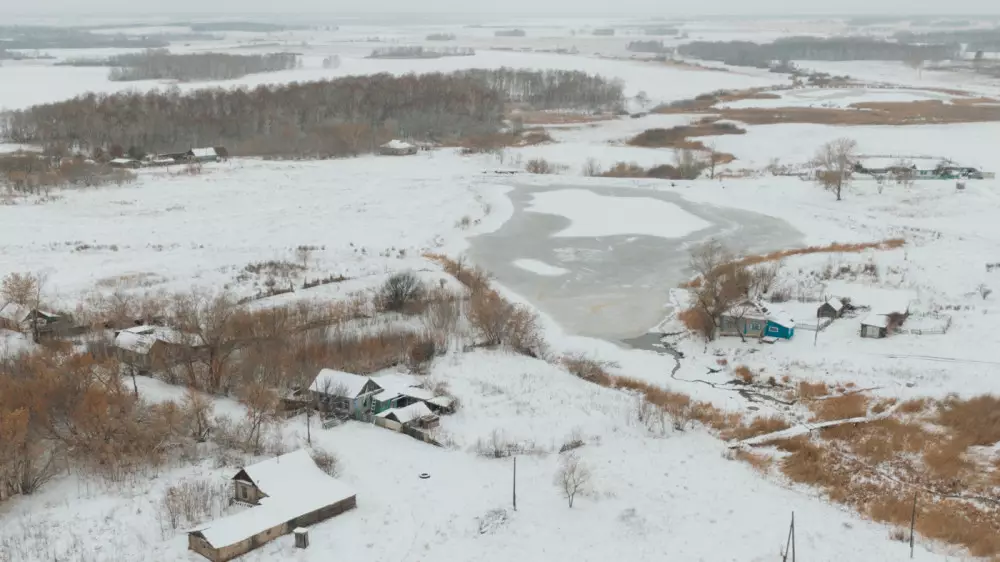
[
  {"x1": 560, "y1": 354, "x2": 617, "y2": 385},
  {"x1": 378, "y1": 271, "x2": 425, "y2": 313},
  {"x1": 678, "y1": 307, "x2": 713, "y2": 339},
  {"x1": 600, "y1": 161, "x2": 647, "y2": 178},
  {"x1": 309, "y1": 448, "x2": 340, "y2": 476},
  {"x1": 468, "y1": 290, "x2": 545, "y2": 357},
  {"x1": 525, "y1": 158, "x2": 558, "y2": 174}
]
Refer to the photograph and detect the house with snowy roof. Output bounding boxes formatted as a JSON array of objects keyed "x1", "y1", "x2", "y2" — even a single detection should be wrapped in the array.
[
  {"x1": 375, "y1": 401, "x2": 439, "y2": 430},
  {"x1": 0, "y1": 303, "x2": 64, "y2": 334},
  {"x1": 308, "y1": 369, "x2": 384, "y2": 419},
  {"x1": 379, "y1": 139, "x2": 417, "y2": 156},
  {"x1": 719, "y1": 300, "x2": 795, "y2": 340},
  {"x1": 188, "y1": 449, "x2": 356, "y2": 562},
  {"x1": 113, "y1": 324, "x2": 197, "y2": 373}
]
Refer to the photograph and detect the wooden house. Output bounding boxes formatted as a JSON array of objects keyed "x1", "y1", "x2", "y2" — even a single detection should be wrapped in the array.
[
  {"x1": 308, "y1": 369, "x2": 383, "y2": 419},
  {"x1": 189, "y1": 450, "x2": 356, "y2": 562},
  {"x1": 375, "y1": 401, "x2": 439, "y2": 431},
  {"x1": 0, "y1": 303, "x2": 64, "y2": 334},
  {"x1": 109, "y1": 158, "x2": 141, "y2": 169},
  {"x1": 113, "y1": 325, "x2": 194, "y2": 374},
  {"x1": 816, "y1": 298, "x2": 844, "y2": 319},
  {"x1": 188, "y1": 147, "x2": 221, "y2": 163},
  {"x1": 719, "y1": 301, "x2": 795, "y2": 340}
]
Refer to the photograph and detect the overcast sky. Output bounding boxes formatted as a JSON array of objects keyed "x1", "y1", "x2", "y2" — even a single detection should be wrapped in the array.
[{"x1": 7, "y1": 0, "x2": 1000, "y2": 16}]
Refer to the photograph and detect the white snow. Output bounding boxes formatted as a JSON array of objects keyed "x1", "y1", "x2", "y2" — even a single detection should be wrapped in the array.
[
  {"x1": 720, "y1": 86, "x2": 961, "y2": 109},
  {"x1": 526, "y1": 189, "x2": 710, "y2": 238},
  {"x1": 511, "y1": 258, "x2": 569, "y2": 276}
]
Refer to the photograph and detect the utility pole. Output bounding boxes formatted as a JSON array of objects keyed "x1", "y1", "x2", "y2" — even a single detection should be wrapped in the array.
[
  {"x1": 783, "y1": 512, "x2": 796, "y2": 562},
  {"x1": 512, "y1": 457, "x2": 517, "y2": 512},
  {"x1": 910, "y1": 493, "x2": 917, "y2": 559}
]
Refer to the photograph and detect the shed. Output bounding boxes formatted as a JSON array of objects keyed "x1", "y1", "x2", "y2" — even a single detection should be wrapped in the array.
[
  {"x1": 379, "y1": 140, "x2": 417, "y2": 156},
  {"x1": 189, "y1": 450, "x2": 356, "y2": 562},
  {"x1": 861, "y1": 313, "x2": 890, "y2": 339},
  {"x1": 188, "y1": 147, "x2": 220, "y2": 163},
  {"x1": 817, "y1": 298, "x2": 844, "y2": 319},
  {"x1": 113, "y1": 325, "x2": 193, "y2": 373},
  {"x1": 376, "y1": 401, "x2": 438, "y2": 428},
  {"x1": 0, "y1": 303, "x2": 62, "y2": 333},
  {"x1": 762, "y1": 305, "x2": 795, "y2": 340}
]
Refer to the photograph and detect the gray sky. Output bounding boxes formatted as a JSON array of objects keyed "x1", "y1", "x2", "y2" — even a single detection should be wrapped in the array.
[{"x1": 6, "y1": 0, "x2": 1000, "y2": 17}]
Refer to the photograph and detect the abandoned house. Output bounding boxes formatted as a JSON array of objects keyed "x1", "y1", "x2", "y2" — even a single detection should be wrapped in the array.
[
  {"x1": 860, "y1": 312, "x2": 909, "y2": 339},
  {"x1": 719, "y1": 301, "x2": 795, "y2": 340},
  {"x1": 112, "y1": 325, "x2": 194, "y2": 374},
  {"x1": 816, "y1": 298, "x2": 845, "y2": 319},
  {"x1": 308, "y1": 369, "x2": 384, "y2": 419},
  {"x1": 188, "y1": 450, "x2": 356, "y2": 562},
  {"x1": 379, "y1": 139, "x2": 418, "y2": 156},
  {"x1": 0, "y1": 303, "x2": 64, "y2": 334},
  {"x1": 109, "y1": 157, "x2": 141, "y2": 169}
]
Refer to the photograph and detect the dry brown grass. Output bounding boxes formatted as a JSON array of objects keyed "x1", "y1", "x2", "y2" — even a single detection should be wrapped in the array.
[
  {"x1": 663, "y1": 98, "x2": 1000, "y2": 127},
  {"x1": 560, "y1": 354, "x2": 616, "y2": 386},
  {"x1": 898, "y1": 398, "x2": 930, "y2": 414},
  {"x1": 936, "y1": 394, "x2": 1000, "y2": 448},
  {"x1": 735, "y1": 449, "x2": 774, "y2": 474},
  {"x1": 728, "y1": 239, "x2": 905, "y2": 270},
  {"x1": 733, "y1": 365, "x2": 754, "y2": 384},
  {"x1": 723, "y1": 415, "x2": 790, "y2": 441},
  {"x1": 627, "y1": 123, "x2": 746, "y2": 151},
  {"x1": 808, "y1": 394, "x2": 870, "y2": 421},
  {"x1": 797, "y1": 380, "x2": 829, "y2": 399},
  {"x1": 515, "y1": 111, "x2": 613, "y2": 125},
  {"x1": 677, "y1": 307, "x2": 713, "y2": 338}
]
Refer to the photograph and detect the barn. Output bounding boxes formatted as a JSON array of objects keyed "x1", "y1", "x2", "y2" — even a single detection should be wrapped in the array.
[{"x1": 188, "y1": 450, "x2": 356, "y2": 562}]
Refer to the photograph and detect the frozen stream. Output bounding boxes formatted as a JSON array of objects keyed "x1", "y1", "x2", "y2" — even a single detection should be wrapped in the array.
[{"x1": 469, "y1": 183, "x2": 803, "y2": 341}]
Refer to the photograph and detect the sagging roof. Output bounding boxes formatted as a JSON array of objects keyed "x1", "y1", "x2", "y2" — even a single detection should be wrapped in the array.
[
  {"x1": 376, "y1": 401, "x2": 434, "y2": 424},
  {"x1": 193, "y1": 450, "x2": 355, "y2": 549}
]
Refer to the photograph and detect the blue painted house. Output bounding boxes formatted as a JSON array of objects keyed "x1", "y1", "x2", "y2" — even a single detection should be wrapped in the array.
[{"x1": 719, "y1": 301, "x2": 795, "y2": 340}]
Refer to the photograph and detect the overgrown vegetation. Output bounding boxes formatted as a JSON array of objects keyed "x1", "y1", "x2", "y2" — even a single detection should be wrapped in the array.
[
  {"x1": 3, "y1": 68, "x2": 621, "y2": 158},
  {"x1": 1, "y1": 152, "x2": 136, "y2": 194},
  {"x1": 627, "y1": 122, "x2": 745, "y2": 152}
]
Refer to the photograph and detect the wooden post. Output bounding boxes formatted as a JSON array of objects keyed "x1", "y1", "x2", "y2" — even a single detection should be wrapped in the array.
[
  {"x1": 814, "y1": 310, "x2": 819, "y2": 347},
  {"x1": 791, "y1": 512, "x2": 796, "y2": 562},
  {"x1": 513, "y1": 457, "x2": 517, "y2": 512},
  {"x1": 910, "y1": 493, "x2": 917, "y2": 559}
]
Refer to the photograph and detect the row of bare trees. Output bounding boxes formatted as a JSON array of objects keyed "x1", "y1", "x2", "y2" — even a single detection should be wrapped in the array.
[{"x1": 106, "y1": 50, "x2": 299, "y2": 82}]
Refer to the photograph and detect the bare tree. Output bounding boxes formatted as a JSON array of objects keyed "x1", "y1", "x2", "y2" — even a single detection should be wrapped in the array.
[
  {"x1": 554, "y1": 453, "x2": 591, "y2": 508},
  {"x1": 687, "y1": 239, "x2": 752, "y2": 341},
  {"x1": 182, "y1": 388, "x2": 214, "y2": 442},
  {"x1": 811, "y1": 138, "x2": 857, "y2": 201},
  {"x1": 1, "y1": 272, "x2": 38, "y2": 306},
  {"x1": 582, "y1": 157, "x2": 602, "y2": 177},
  {"x1": 674, "y1": 149, "x2": 707, "y2": 180},
  {"x1": 295, "y1": 246, "x2": 314, "y2": 270},
  {"x1": 378, "y1": 271, "x2": 425, "y2": 313},
  {"x1": 706, "y1": 142, "x2": 721, "y2": 180},
  {"x1": 239, "y1": 383, "x2": 279, "y2": 453},
  {"x1": 892, "y1": 160, "x2": 916, "y2": 188}
]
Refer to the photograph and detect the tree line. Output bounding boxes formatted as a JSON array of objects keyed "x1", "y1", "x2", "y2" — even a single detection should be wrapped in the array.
[
  {"x1": 0, "y1": 25, "x2": 168, "y2": 50},
  {"x1": 895, "y1": 29, "x2": 1000, "y2": 51},
  {"x1": 1, "y1": 69, "x2": 621, "y2": 158},
  {"x1": 105, "y1": 50, "x2": 300, "y2": 82},
  {"x1": 679, "y1": 37, "x2": 960, "y2": 68},
  {"x1": 368, "y1": 46, "x2": 474, "y2": 59}
]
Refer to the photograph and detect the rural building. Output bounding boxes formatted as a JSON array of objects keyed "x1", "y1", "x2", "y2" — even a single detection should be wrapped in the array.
[
  {"x1": 719, "y1": 301, "x2": 795, "y2": 340},
  {"x1": 189, "y1": 147, "x2": 221, "y2": 163},
  {"x1": 816, "y1": 298, "x2": 845, "y2": 319},
  {"x1": 379, "y1": 140, "x2": 417, "y2": 156},
  {"x1": 0, "y1": 303, "x2": 63, "y2": 334},
  {"x1": 113, "y1": 325, "x2": 194, "y2": 374},
  {"x1": 109, "y1": 158, "x2": 141, "y2": 169},
  {"x1": 860, "y1": 311, "x2": 909, "y2": 339},
  {"x1": 308, "y1": 369, "x2": 384, "y2": 419},
  {"x1": 375, "y1": 401, "x2": 439, "y2": 429},
  {"x1": 188, "y1": 450, "x2": 356, "y2": 562}
]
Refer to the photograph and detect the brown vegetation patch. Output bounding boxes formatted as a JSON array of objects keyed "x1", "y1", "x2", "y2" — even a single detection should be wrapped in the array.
[
  {"x1": 735, "y1": 449, "x2": 774, "y2": 473},
  {"x1": 797, "y1": 380, "x2": 829, "y2": 399},
  {"x1": 457, "y1": 128, "x2": 553, "y2": 153},
  {"x1": 514, "y1": 110, "x2": 612, "y2": 125},
  {"x1": 723, "y1": 415, "x2": 790, "y2": 441},
  {"x1": 808, "y1": 394, "x2": 870, "y2": 421},
  {"x1": 935, "y1": 394, "x2": 1000, "y2": 448},
  {"x1": 704, "y1": 99, "x2": 1000, "y2": 126},
  {"x1": 627, "y1": 122, "x2": 746, "y2": 151}
]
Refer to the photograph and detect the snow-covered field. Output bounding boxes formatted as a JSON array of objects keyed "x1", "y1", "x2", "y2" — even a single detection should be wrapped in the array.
[
  {"x1": 4, "y1": 14, "x2": 1000, "y2": 562},
  {"x1": 719, "y1": 86, "x2": 962, "y2": 109}
]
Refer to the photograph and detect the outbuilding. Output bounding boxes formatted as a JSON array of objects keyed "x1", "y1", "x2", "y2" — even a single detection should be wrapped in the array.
[
  {"x1": 379, "y1": 140, "x2": 417, "y2": 156},
  {"x1": 188, "y1": 450, "x2": 356, "y2": 562},
  {"x1": 816, "y1": 298, "x2": 845, "y2": 319}
]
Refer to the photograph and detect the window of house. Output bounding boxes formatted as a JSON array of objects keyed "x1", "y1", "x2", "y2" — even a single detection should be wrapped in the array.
[
  {"x1": 749, "y1": 321, "x2": 761, "y2": 331},
  {"x1": 769, "y1": 326, "x2": 778, "y2": 333}
]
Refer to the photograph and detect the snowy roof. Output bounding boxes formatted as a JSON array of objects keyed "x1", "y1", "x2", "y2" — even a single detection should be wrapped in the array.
[
  {"x1": 374, "y1": 374, "x2": 437, "y2": 402},
  {"x1": 110, "y1": 158, "x2": 136, "y2": 164},
  {"x1": 0, "y1": 303, "x2": 30, "y2": 323},
  {"x1": 760, "y1": 303, "x2": 795, "y2": 329},
  {"x1": 725, "y1": 301, "x2": 794, "y2": 327},
  {"x1": 824, "y1": 298, "x2": 844, "y2": 312},
  {"x1": 381, "y1": 139, "x2": 414, "y2": 150},
  {"x1": 113, "y1": 325, "x2": 189, "y2": 354},
  {"x1": 861, "y1": 313, "x2": 890, "y2": 328},
  {"x1": 0, "y1": 303, "x2": 58, "y2": 324},
  {"x1": 376, "y1": 401, "x2": 434, "y2": 424},
  {"x1": 427, "y1": 396, "x2": 455, "y2": 409},
  {"x1": 194, "y1": 450, "x2": 355, "y2": 549},
  {"x1": 309, "y1": 369, "x2": 376, "y2": 397},
  {"x1": 191, "y1": 147, "x2": 217, "y2": 157}
]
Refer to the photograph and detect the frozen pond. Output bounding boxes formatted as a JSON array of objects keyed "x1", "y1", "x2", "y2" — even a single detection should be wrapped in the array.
[{"x1": 469, "y1": 183, "x2": 803, "y2": 341}]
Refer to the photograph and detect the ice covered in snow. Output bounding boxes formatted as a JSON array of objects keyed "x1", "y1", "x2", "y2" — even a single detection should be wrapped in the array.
[
  {"x1": 511, "y1": 258, "x2": 569, "y2": 276},
  {"x1": 526, "y1": 189, "x2": 710, "y2": 238}
]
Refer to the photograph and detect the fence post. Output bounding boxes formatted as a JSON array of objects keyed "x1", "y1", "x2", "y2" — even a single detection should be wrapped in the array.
[
  {"x1": 513, "y1": 457, "x2": 517, "y2": 512},
  {"x1": 910, "y1": 493, "x2": 917, "y2": 559}
]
